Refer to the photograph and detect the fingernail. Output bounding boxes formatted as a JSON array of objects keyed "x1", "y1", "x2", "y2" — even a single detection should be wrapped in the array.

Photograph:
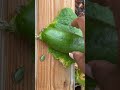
[{"x1": 69, "y1": 53, "x2": 74, "y2": 59}]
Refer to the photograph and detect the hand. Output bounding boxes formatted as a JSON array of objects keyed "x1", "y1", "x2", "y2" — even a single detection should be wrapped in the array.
[
  {"x1": 71, "y1": 16, "x2": 85, "y2": 38},
  {"x1": 70, "y1": 16, "x2": 85, "y2": 73},
  {"x1": 88, "y1": 60, "x2": 120, "y2": 90},
  {"x1": 69, "y1": 51, "x2": 93, "y2": 78},
  {"x1": 70, "y1": 16, "x2": 93, "y2": 78}
]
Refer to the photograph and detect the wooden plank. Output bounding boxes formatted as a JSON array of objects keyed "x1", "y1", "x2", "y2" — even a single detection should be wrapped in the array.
[
  {"x1": 35, "y1": 0, "x2": 75, "y2": 90},
  {"x1": 0, "y1": 31, "x2": 5, "y2": 90},
  {"x1": 0, "y1": 0, "x2": 35, "y2": 90},
  {"x1": 0, "y1": 0, "x2": 6, "y2": 89}
]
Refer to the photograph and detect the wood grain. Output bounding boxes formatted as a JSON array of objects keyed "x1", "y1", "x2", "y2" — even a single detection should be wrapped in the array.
[
  {"x1": 35, "y1": 0, "x2": 75, "y2": 90},
  {"x1": 0, "y1": 0, "x2": 35, "y2": 90}
]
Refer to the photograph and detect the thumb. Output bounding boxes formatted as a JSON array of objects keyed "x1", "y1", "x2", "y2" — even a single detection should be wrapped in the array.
[
  {"x1": 69, "y1": 51, "x2": 85, "y2": 73},
  {"x1": 69, "y1": 52, "x2": 93, "y2": 78}
]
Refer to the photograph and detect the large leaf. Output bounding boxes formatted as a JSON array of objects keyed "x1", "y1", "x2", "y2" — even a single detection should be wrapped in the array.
[{"x1": 54, "y1": 8, "x2": 78, "y2": 25}]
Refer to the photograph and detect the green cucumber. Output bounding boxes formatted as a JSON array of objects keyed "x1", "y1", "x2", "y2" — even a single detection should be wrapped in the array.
[
  {"x1": 40, "y1": 17, "x2": 118, "y2": 64},
  {"x1": 40, "y1": 27, "x2": 84, "y2": 53}
]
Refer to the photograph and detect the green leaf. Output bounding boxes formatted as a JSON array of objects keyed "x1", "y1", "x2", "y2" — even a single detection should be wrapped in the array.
[
  {"x1": 13, "y1": 67, "x2": 24, "y2": 83},
  {"x1": 40, "y1": 55, "x2": 46, "y2": 62},
  {"x1": 86, "y1": 0, "x2": 115, "y2": 27},
  {"x1": 54, "y1": 8, "x2": 77, "y2": 25},
  {"x1": 53, "y1": 23, "x2": 83, "y2": 36},
  {"x1": 75, "y1": 69, "x2": 85, "y2": 86},
  {"x1": 48, "y1": 48, "x2": 75, "y2": 68}
]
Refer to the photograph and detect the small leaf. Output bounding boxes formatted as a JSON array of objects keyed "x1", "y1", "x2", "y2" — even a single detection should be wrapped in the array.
[
  {"x1": 75, "y1": 69, "x2": 85, "y2": 86},
  {"x1": 13, "y1": 67, "x2": 24, "y2": 83},
  {"x1": 40, "y1": 55, "x2": 45, "y2": 62}
]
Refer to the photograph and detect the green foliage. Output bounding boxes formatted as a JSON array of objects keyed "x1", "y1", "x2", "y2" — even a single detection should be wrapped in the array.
[
  {"x1": 48, "y1": 48, "x2": 75, "y2": 68},
  {"x1": 86, "y1": 0, "x2": 115, "y2": 26},
  {"x1": 13, "y1": 67, "x2": 24, "y2": 83},
  {"x1": 40, "y1": 55, "x2": 46, "y2": 62},
  {"x1": 43, "y1": 8, "x2": 83, "y2": 68},
  {"x1": 75, "y1": 69, "x2": 85, "y2": 86},
  {"x1": 40, "y1": 8, "x2": 85, "y2": 85},
  {"x1": 86, "y1": 0, "x2": 118, "y2": 88}
]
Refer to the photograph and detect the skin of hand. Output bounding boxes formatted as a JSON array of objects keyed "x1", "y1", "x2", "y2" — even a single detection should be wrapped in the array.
[
  {"x1": 69, "y1": 1, "x2": 120, "y2": 89},
  {"x1": 70, "y1": 16, "x2": 93, "y2": 78},
  {"x1": 70, "y1": 16, "x2": 94, "y2": 79},
  {"x1": 69, "y1": 16, "x2": 85, "y2": 74}
]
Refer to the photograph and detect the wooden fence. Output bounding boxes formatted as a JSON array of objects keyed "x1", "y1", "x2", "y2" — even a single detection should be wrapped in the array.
[{"x1": 0, "y1": 0, "x2": 35, "y2": 90}]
